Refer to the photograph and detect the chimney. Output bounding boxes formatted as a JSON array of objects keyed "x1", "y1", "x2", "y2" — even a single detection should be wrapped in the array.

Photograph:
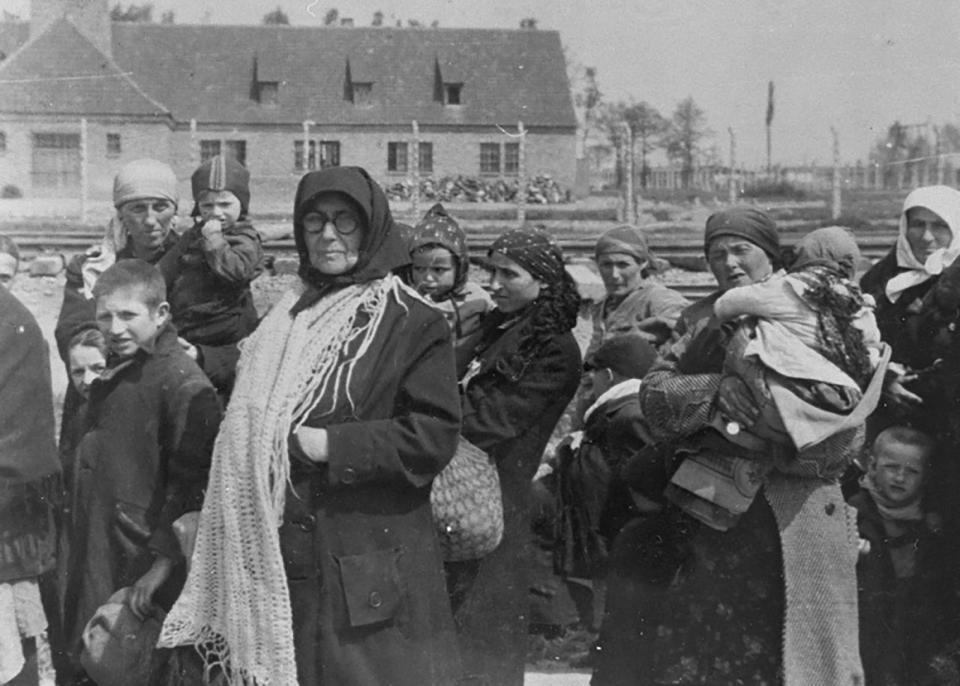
[
  {"x1": 340, "y1": 17, "x2": 354, "y2": 27},
  {"x1": 31, "y1": 0, "x2": 112, "y2": 57}
]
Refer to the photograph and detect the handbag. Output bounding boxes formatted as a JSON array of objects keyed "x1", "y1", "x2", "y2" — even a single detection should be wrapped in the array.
[{"x1": 430, "y1": 436, "x2": 504, "y2": 561}]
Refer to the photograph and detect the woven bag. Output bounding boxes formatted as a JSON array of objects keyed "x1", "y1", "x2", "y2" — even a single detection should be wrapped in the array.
[{"x1": 431, "y1": 436, "x2": 504, "y2": 561}]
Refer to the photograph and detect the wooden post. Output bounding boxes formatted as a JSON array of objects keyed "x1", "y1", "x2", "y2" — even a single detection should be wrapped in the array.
[
  {"x1": 517, "y1": 121, "x2": 527, "y2": 227},
  {"x1": 80, "y1": 117, "x2": 88, "y2": 222},
  {"x1": 411, "y1": 120, "x2": 420, "y2": 219},
  {"x1": 190, "y1": 119, "x2": 198, "y2": 168},
  {"x1": 302, "y1": 120, "x2": 312, "y2": 171},
  {"x1": 936, "y1": 127, "x2": 945, "y2": 185},
  {"x1": 831, "y1": 127, "x2": 841, "y2": 220},
  {"x1": 621, "y1": 122, "x2": 634, "y2": 224},
  {"x1": 728, "y1": 127, "x2": 737, "y2": 204}
]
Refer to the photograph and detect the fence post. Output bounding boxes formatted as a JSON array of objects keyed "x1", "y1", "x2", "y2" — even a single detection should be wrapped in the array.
[
  {"x1": 622, "y1": 122, "x2": 634, "y2": 225},
  {"x1": 80, "y1": 117, "x2": 88, "y2": 222},
  {"x1": 301, "y1": 120, "x2": 312, "y2": 172},
  {"x1": 517, "y1": 120, "x2": 526, "y2": 228},
  {"x1": 411, "y1": 120, "x2": 420, "y2": 220},
  {"x1": 831, "y1": 127, "x2": 841, "y2": 220},
  {"x1": 190, "y1": 119, "x2": 198, "y2": 169},
  {"x1": 728, "y1": 128, "x2": 737, "y2": 204}
]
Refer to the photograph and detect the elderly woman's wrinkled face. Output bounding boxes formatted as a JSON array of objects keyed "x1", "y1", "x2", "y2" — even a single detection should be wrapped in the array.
[
  {"x1": 906, "y1": 206, "x2": 952, "y2": 263},
  {"x1": 118, "y1": 198, "x2": 177, "y2": 261},
  {"x1": 707, "y1": 236, "x2": 774, "y2": 292},
  {"x1": 302, "y1": 193, "x2": 365, "y2": 275}
]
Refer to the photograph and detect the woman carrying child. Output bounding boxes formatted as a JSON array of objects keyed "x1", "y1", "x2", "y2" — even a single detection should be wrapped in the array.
[
  {"x1": 447, "y1": 228, "x2": 581, "y2": 686},
  {"x1": 159, "y1": 166, "x2": 462, "y2": 686},
  {"x1": 595, "y1": 208, "x2": 864, "y2": 686}
]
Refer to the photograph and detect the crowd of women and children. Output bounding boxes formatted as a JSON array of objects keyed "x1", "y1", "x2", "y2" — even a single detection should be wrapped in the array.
[{"x1": 4, "y1": 156, "x2": 960, "y2": 686}]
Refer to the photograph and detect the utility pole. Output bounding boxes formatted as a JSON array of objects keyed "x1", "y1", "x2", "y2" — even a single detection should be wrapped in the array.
[
  {"x1": 831, "y1": 127, "x2": 841, "y2": 220},
  {"x1": 411, "y1": 120, "x2": 420, "y2": 219},
  {"x1": 728, "y1": 127, "x2": 737, "y2": 204},
  {"x1": 622, "y1": 122, "x2": 635, "y2": 224}
]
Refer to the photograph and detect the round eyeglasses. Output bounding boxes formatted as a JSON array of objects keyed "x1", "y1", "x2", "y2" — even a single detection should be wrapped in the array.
[{"x1": 302, "y1": 211, "x2": 359, "y2": 235}]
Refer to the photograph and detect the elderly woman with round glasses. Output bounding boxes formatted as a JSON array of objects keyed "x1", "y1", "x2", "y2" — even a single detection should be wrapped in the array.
[{"x1": 160, "y1": 166, "x2": 463, "y2": 685}]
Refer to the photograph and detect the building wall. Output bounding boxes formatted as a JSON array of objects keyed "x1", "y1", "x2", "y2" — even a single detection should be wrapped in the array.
[
  {"x1": 0, "y1": 116, "x2": 173, "y2": 199},
  {"x1": 0, "y1": 118, "x2": 575, "y2": 206}
]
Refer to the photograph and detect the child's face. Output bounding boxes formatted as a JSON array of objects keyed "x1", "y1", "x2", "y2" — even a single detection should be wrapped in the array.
[
  {"x1": 68, "y1": 344, "x2": 107, "y2": 399},
  {"x1": 0, "y1": 253, "x2": 17, "y2": 289},
  {"x1": 197, "y1": 190, "x2": 242, "y2": 228},
  {"x1": 869, "y1": 441, "x2": 927, "y2": 506},
  {"x1": 95, "y1": 286, "x2": 169, "y2": 358},
  {"x1": 411, "y1": 246, "x2": 457, "y2": 299}
]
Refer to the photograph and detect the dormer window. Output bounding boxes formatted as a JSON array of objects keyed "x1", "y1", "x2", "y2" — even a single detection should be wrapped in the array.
[
  {"x1": 258, "y1": 82, "x2": 279, "y2": 106},
  {"x1": 443, "y1": 83, "x2": 462, "y2": 106},
  {"x1": 351, "y1": 82, "x2": 373, "y2": 106}
]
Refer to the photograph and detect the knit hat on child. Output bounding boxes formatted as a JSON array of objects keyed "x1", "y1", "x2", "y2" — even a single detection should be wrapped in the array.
[{"x1": 191, "y1": 155, "x2": 250, "y2": 217}]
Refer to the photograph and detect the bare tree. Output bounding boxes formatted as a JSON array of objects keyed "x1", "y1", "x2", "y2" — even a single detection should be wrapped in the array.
[
  {"x1": 520, "y1": 17, "x2": 538, "y2": 29},
  {"x1": 623, "y1": 101, "x2": 668, "y2": 188},
  {"x1": 323, "y1": 8, "x2": 339, "y2": 26},
  {"x1": 372, "y1": 10, "x2": 383, "y2": 26},
  {"x1": 160, "y1": 9, "x2": 174, "y2": 23},
  {"x1": 665, "y1": 97, "x2": 709, "y2": 188},
  {"x1": 263, "y1": 7, "x2": 290, "y2": 24}
]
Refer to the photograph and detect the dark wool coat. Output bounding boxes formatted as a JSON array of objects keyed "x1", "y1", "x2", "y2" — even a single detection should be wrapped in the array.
[
  {"x1": 60, "y1": 323, "x2": 221, "y2": 659},
  {"x1": 0, "y1": 286, "x2": 60, "y2": 584},
  {"x1": 281, "y1": 289, "x2": 463, "y2": 686},
  {"x1": 850, "y1": 490, "x2": 956, "y2": 686},
  {"x1": 155, "y1": 219, "x2": 263, "y2": 347},
  {"x1": 449, "y1": 310, "x2": 581, "y2": 686}
]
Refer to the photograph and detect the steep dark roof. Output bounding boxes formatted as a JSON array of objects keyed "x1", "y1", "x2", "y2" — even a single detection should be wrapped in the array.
[
  {"x1": 0, "y1": 18, "x2": 169, "y2": 118},
  {"x1": 110, "y1": 23, "x2": 575, "y2": 129}
]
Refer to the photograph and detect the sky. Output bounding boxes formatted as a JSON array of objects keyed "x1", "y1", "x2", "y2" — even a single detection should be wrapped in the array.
[{"x1": 7, "y1": 0, "x2": 960, "y2": 166}]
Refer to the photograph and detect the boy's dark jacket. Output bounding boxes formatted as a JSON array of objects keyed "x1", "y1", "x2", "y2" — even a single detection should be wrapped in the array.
[
  {"x1": 156, "y1": 219, "x2": 263, "y2": 346},
  {"x1": 849, "y1": 488, "x2": 956, "y2": 685},
  {"x1": 61, "y1": 322, "x2": 221, "y2": 655}
]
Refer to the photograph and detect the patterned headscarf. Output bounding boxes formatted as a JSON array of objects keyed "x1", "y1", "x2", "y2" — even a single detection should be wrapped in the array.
[
  {"x1": 489, "y1": 228, "x2": 566, "y2": 285},
  {"x1": 790, "y1": 226, "x2": 861, "y2": 280},
  {"x1": 410, "y1": 203, "x2": 469, "y2": 291}
]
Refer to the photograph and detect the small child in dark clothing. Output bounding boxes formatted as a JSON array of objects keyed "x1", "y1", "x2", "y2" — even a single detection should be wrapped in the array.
[
  {"x1": 849, "y1": 426, "x2": 955, "y2": 686},
  {"x1": 404, "y1": 203, "x2": 493, "y2": 373},
  {"x1": 157, "y1": 154, "x2": 263, "y2": 347}
]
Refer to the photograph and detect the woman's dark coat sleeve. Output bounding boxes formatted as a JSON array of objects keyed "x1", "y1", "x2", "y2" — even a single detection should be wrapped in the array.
[{"x1": 323, "y1": 313, "x2": 461, "y2": 490}]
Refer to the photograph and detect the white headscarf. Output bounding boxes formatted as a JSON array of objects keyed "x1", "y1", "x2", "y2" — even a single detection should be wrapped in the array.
[{"x1": 885, "y1": 185, "x2": 960, "y2": 302}]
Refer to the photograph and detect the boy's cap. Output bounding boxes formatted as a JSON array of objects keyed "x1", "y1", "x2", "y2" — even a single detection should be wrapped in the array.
[
  {"x1": 584, "y1": 333, "x2": 658, "y2": 379},
  {"x1": 113, "y1": 159, "x2": 178, "y2": 209},
  {"x1": 191, "y1": 155, "x2": 250, "y2": 215}
]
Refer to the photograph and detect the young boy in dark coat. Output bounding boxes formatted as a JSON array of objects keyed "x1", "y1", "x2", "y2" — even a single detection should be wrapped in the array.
[
  {"x1": 849, "y1": 426, "x2": 955, "y2": 686},
  {"x1": 60, "y1": 260, "x2": 221, "y2": 682},
  {"x1": 157, "y1": 154, "x2": 263, "y2": 348}
]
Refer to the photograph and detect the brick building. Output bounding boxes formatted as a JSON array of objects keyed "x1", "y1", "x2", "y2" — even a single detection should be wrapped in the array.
[{"x1": 0, "y1": 0, "x2": 576, "y2": 203}]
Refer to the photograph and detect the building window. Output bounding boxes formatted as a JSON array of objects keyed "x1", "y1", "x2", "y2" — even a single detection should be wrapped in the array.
[
  {"x1": 200, "y1": 140, "x2": 221, "y2": 163},
  {"x1": 225, "y1": 140, "x2": 247, "y2": 166},
  {"x1": 351, "y1": 82, "x2": 373, "y2": 106},
  {"x1": 479, "y1": 143, "x2": 500, "y2": 174},
  {"x1": 258, "y1": 82, "x2": 279, "y2": 106},
  {"x1": 32, "y1": 133, "x2": 81, "y2": 190},
  {"x1": 504, "y1": 142, "x2": 520, "y2": 175},
  {"x1": 0, "y1": 132, "x2": 6, "y2": 154},
  {"x1": 295, "y1": 140, "x2": 341, "y2": 170},
  {"x1": 443, "y1": 83, "x2": 462, "y2": 105},
  {"x1": 387, "y1": 142, "x2": 408, "y2": 173},
  {"x1": 418, "y1": 142, "x2": 433, "y2": 174},
  {"x1": 106, "y1": 133, "x2": 121, "y2": 157}
]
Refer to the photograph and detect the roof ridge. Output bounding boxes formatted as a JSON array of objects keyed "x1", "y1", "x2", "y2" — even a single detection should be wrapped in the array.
[{"x1": 110, "y1": 22, "x2": 558, "y2": 35}]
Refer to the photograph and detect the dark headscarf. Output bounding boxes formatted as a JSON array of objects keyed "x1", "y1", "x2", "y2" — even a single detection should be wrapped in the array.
[
  {"x1": 790, "y1": 226, "x2": 860, "y2": 280},
  {"x1": 595, "y1": 224, "x2": 650, "y2": 263},
  {"x1": 704, "y1": 206, "x2": 780, "y2": 263},
  {"x1": 410, "y1": 203, "x2": 469, "y2": 292},
  {"x1": 489, "y1": 228, "x2": 566, "y2": 285},
  {"x1": 291, "y1": 167, "x2": 407, "y2": 312}
]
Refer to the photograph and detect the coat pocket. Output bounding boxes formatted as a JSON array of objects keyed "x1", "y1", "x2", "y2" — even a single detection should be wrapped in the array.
[{"x1": 334, "y1": 548, "x2": 403, "y2": 628}]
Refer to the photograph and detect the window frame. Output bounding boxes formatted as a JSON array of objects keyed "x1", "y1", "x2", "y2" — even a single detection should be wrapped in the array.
[
  {"x1": 504, "y1": 142, "x2": 520, "y2": 175},
  {"x1": 443, "y1": 83, "x2": 463, "y2": 106},
  {"x1": 199, "y1": 139, "x2": 221, "y2": 163},
  {"x1": 106, "y1": 133, "x2": 122, "y2": 158},
  {"x1": 387, "y1": 141, "x2": 409, "y2": 173},
  {"x1": 418, "y1": 141, "x2": 433, "y2": 174},
  {"x1": 258, "y1": 81, "x2": 279, "y2": 106},
  {"x1": 479, "y1": 142, "x2": 500, "y2": 174}
]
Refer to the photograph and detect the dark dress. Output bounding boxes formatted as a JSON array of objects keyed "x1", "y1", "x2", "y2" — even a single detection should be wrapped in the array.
[
  {"x1": 60, "y1": 323, "x2": 221, "y2": 666},
  {"x1": 281, "y1": 289, "x2": 464, "y2": 686},
  {"x1": 449, "y1": 309, "x2": 581, "y2": 686}
]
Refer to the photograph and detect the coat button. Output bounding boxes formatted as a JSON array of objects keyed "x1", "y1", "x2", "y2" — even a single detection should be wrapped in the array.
[
  {"x1": 368, "y1": 591, "x2": 383, "y2": 608},
  {"x1": 342, "y1": 467, "x2": 357, "y2": 484},
  {"x1": 825, "y1": 503, "x2": 836, "y2": 516},
  {"x1": 296, "y1": 514, "x2": 316, "y2": 532}
]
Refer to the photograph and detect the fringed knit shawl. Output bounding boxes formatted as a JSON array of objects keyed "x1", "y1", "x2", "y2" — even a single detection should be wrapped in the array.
[{"x1": 159, "y1": 274, "x2": 406, "y2": 686}]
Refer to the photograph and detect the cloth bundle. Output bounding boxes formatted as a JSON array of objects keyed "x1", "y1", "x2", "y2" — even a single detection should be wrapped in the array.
[{"x1": 430, "y1": 436, "x2": 504, "y2": 561}]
